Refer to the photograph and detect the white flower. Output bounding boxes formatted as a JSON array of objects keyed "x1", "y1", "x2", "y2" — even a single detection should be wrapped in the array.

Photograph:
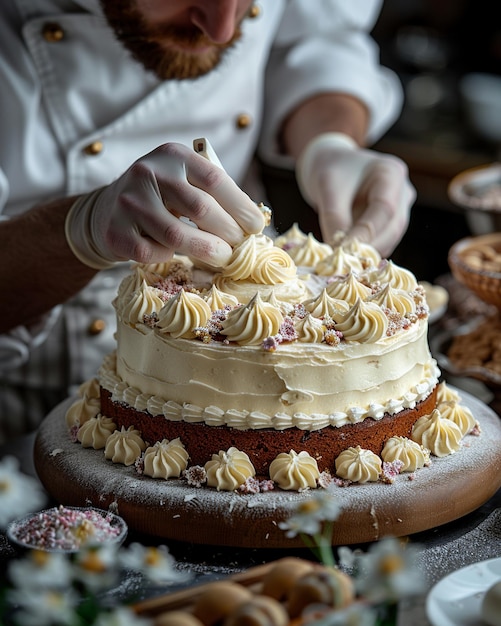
[
  {"x1": 279, "y1": 512, "x2": 320, "y2": 538},
  {"x1": 0, "y1": 456, "x2": 47, "y2": 529},
  {"x1": 118, "y1": 543, "x2": 186, "y2": 585},
  {"x1": 301, "y1": 602, "x2": 376, "y2": 625},
  {"x1": 94, "y1": 606, "x2": 153, "y2": 626},
  {"x1": 354, "y1": 536, "x2": 426, "y2": 603},
  {"x1": 337, "y1": 546, "x2": 360, "y2": 572},
  {"x1": 279, "y1": 487, "x2": 342, "y2": 538},
  {"x1": 7, "y1": 587, "x2": 79, "y2": 626},
  {"x1": 72, "y1": 543, "x2": 121, "y2": 592},
  {"x1": 8, "y1": 549, "x2": 73, "y2": 590}
]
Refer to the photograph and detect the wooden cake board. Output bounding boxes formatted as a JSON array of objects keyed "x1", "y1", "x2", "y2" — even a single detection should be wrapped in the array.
[{"x1": 34, "y1": 390, "x2": 501, "y2": 549}]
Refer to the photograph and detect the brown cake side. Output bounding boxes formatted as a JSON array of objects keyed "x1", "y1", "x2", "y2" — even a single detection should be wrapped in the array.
[{"x1": 100, "y1": 386, "x2": 438, "y2": 477}]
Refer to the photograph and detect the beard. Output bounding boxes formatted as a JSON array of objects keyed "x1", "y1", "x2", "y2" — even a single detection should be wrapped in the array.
[{"x1": 100, "y1": 1, "x2": 242, "y2": 80}]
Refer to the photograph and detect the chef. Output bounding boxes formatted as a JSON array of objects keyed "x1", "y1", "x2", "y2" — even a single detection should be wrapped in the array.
[{"x1": 0, "y1": 0, "x2": 415, "y2": 441}]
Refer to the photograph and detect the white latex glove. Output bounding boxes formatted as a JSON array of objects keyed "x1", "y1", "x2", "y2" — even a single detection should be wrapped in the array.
[
  {"x1": 296, "y1": 132, "x2": 416, "y2": 256},
  {"x1": 65, "y1": 142, "x2": 265, "y2": 269}
]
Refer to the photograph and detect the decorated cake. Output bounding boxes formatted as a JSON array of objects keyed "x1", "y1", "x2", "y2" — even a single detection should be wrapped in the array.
[{"x1": 65, "y1": 224, "x2": 479, "y2": 492}]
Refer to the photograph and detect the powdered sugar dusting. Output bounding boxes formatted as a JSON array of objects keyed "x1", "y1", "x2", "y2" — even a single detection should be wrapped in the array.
[{"x1": 34, "y1": 392, "x2": 501, "y2": 548}]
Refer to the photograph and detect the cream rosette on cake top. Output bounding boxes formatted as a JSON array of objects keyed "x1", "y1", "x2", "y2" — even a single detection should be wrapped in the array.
[
  {"x1": 115, "y1": 265, "x2": 163, "y2": 305},
  {"x1": 334, "y1": 298, "x2": 388, "y2": 342},
  {"x1": 368, "y1": 283, "x2": 417, "y2": 317},
  {"x1": 340, "y1": 235, "x2": 382, "y2": 267},
  {"x1": 303, "y1": 289, "x2": 349, "y2": 319},
  {"x1": 283, "y1": 232, "x2": 333, "y2": 267},
  {"x1": 213, "y1": 233, "x2": 309, "y2": 305},
  {"x1": 220, "y1": 292, "x2": 284, "y2": 346},
  {"x1": 367, "y1": 260, "x2": 419, "y2": 292},
  {"x1": 121, "y1": 280, "x2": 165, "y2": 325},
  {"x1": 157, "y1": 290, "x2": 211, "y2": 339},
  {"x1": 203, "y1": 285, "x2": 239, "y2": 311},
  {"x1": 294, "y1": 313, "x2": 325, "y2": 343},
  {"x1": 315, "y1": 246, "x2": 365, "y2": 276},
  {"x1": 274, "y1": 222, "x2": 308, "y2": 249},
  {"x1": 325, "y1": 272, "x2": 372, "y2": 305}
]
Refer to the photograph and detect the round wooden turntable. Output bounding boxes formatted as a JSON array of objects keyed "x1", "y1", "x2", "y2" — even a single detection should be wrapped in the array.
[{"x1": 34, "y1": 390, "x2": 501, "y2": 549}]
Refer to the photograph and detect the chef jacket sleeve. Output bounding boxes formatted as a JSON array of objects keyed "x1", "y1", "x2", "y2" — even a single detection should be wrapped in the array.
[{"x1": 258, "y1": 0, "x2": 404, "y2": 166}]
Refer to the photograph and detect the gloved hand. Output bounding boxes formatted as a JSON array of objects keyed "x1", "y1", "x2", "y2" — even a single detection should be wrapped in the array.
[
  {"x1": 65, "y1": 142, "x2": 265, "y2": 269},
  {"x1": 296, "y1": 132, "x2": 416, "y2": 256}
]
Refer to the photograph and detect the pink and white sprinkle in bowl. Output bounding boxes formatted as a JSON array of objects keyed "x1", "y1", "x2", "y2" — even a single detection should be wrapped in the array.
[{"x1": 6, "y1": 505, "x2": 128, "y2": 553}]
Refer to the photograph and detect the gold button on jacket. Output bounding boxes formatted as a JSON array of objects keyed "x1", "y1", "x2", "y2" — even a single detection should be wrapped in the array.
[
  {"x1": 42, "y1": 22, "x2": 65, "y2": 42},
  {"x1": 236, "y1": 114, "x2": 252, "y2": 129},
  {"x1": 83, "y1": 141, "x2": 104, "y2": 156},
  {"x1": 88, "y1": 319, "x2": 106, "y2": 335}
]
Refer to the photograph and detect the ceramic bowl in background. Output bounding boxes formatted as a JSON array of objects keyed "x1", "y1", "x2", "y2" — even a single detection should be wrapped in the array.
[{"x1": 448, "y1": 162, "x2": 501, "y2": 212}]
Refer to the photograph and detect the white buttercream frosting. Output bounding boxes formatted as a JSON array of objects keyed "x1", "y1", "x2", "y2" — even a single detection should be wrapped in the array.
[
  {"x1": 326, "y1": 272, "x2": 372, "y2": 305},
  {"x1": 142, "y1": 438, "x2": 189, "y2": 479},
  {"x1": 77, "y1": 377, "x2": 101, "y2": 400},
  {"x1": 335, "y1": 446, "x2": 382, "y2": 482},
  {"x1": 99, "y1": 352, "x2": 439, "y2": 432},
  {"x1": 411, "y1": 409, "x2": 463, "y2": 457},
  {"x1": 334, "y1": 298, "x2": 388, "y2": 342},
  {"x1": 435, "y1": 381, "x2": 461, "y2": 404},
  {"x1": 303, "y1": 289, "x2": 349, "y2": 319},
  {"x1": 381, "y1": 436, "x2": 430, "y2": 471},
  {"x1": 204, "y1": 447, "x2": 256, "y2": 491},
  {"x1": 65, "y1": 396, "x2": 101, "y2": 428},
  {"x1": 274, "y1": 222, "x2": 308, "y2": 249},
  {"x1": 436, "y1": 401, "x2": 476, "y2": 437},
  {"x1": 104, "y1": 426, "x2": 146, "y2": 466},
  {"x1": 295, "y1": 313, "x2": 325, "y2": 343},
  {"x1": 204, "y1": 285, "x2": 239, "y2": 311},
  {"x1": 284, "y1": 232, "x2": 333, "y2": 267},
  {"x1": 220, "y1": 293, "x2": 284, "y2": 345},
  {"x1": 121, "y1": 281, "x2": 165, "y2": 325},
  {"x1": 368, "y1": 260, "x2": 418, "y2": 291},
  {"x1": 77, "y1": 415, "x2": 117, "y2": 449},
  {"x1": 269, "y1": 450, "x2": 320, "y2": 490},
  {"x1": 315, "y1": 246, "x2": 364, "y2": 276},
  {"x1": 157, "y1": 291, "x2": 211, "y2": 339},
  {"x1": 368, "y1": 283, "x2": 417, "y2": 316}
]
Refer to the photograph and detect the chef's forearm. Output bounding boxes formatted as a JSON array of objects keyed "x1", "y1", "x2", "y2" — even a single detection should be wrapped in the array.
[
  {"x1": 0, "y1": 197, "x2": 97, "y2": 333},
  {"x1": 281, "y1": 92, "x2": 369, "y2": 159}
]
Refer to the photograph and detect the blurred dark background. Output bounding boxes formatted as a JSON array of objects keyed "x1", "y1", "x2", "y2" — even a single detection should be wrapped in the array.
[{"x1": 262, "y1": 0, "x2": 501, "y2": 283}]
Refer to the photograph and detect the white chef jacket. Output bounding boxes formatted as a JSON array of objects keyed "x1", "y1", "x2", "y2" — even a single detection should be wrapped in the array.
[{"x1": 0, "y1": 0, "x2": 403, "y2": 439}]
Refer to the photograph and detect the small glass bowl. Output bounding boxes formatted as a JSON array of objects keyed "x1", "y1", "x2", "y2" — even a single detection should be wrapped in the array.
[
  {"x1": 6, "y1": 505, "x2": 128, "y2": 553},
  {"x1": 448, "y1": 233, "x2": 501, "y2": 310}
]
